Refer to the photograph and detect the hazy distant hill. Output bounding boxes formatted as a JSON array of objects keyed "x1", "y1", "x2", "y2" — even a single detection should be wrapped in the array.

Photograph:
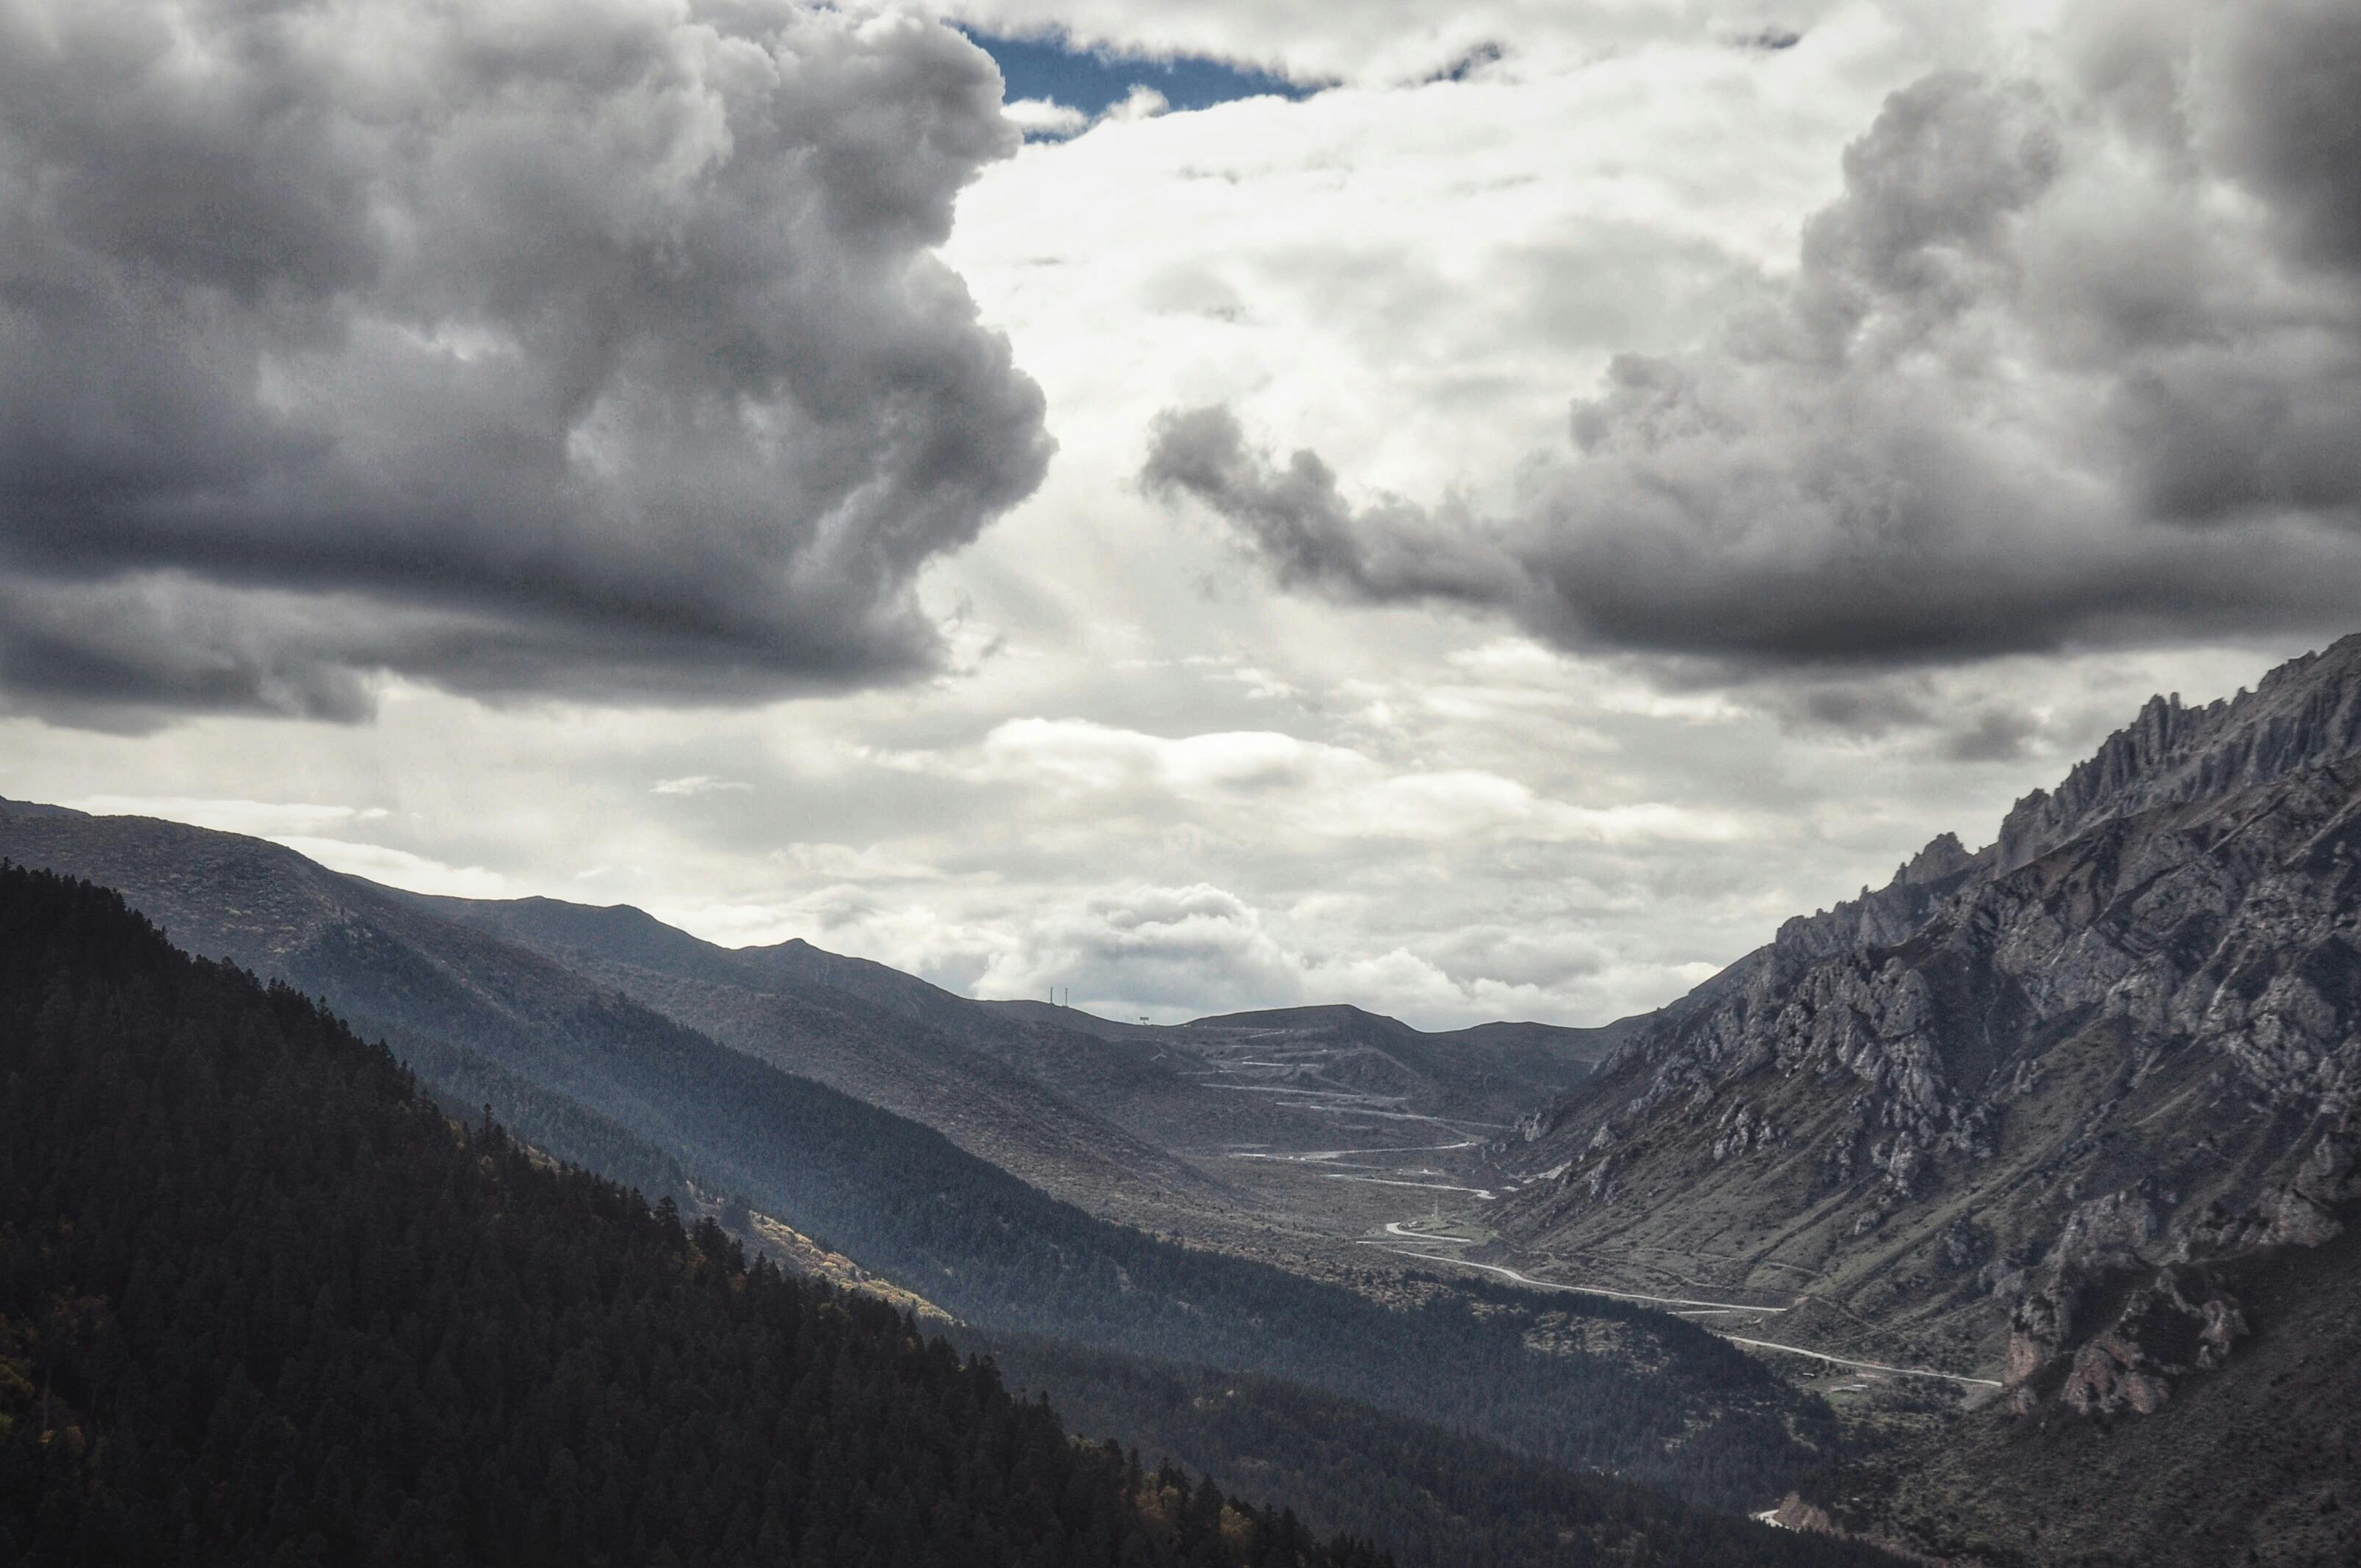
[
  {"x1": 0, "y1": 791, "x2": 1601, "y2": 1249},
  {"x1": 429, "y1": 898, "x2": 1603, "y2": 1173},
  {"x1": 0, "y1": 807, "x2": 1231, "y2": 1222},
  {"x1": 410, "y1": 894, "x2": 1244, "y2": 1211},
  {"x1": 986, "y1": 999, "x2": 1615, "y2": 1124}
]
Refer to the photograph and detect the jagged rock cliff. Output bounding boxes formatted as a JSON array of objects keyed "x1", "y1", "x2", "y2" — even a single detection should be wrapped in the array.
[{"x1": 1493, "y1": 635, "x2": 2361, "y2": 1387}]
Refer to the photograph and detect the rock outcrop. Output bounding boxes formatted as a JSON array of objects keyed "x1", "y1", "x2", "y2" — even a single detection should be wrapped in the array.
[
  {"x1": 2002, "y1": 1255, "x2": 2249, "y2": 1418},
  {"x1": 1490, "y1": 635, "x2": 2361, "y2": 1383}
]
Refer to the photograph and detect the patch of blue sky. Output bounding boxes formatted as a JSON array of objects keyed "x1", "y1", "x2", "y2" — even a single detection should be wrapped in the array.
[{"x1": 965, "y1": 29, "x2": 1323, "y2": 127}]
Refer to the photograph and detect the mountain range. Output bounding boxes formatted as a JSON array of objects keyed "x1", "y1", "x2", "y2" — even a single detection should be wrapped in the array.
[
  {"x1": 1463, "y1": 634, "x2": 2361, "y2": 1564},
  {"x1": 0, "y1": 861, "x2": 1399, "y2": 1568},
  {"x1": 0, "y1": 794, "x2": 1867, "y2": 1565},
  {"x1": 10, "y1": 632, "x2": 2361, "y2": 1565}
]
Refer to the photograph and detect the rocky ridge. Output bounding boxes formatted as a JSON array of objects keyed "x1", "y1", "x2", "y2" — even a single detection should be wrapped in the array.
[{"x1": 1493, "y1": 635, "x2": 2361, "y2": 1404}]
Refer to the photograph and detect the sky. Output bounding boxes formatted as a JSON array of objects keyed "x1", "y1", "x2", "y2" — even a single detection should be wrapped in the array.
[{"x1": 1, "y1": 0, "x2": 2355, "y2": 1028}]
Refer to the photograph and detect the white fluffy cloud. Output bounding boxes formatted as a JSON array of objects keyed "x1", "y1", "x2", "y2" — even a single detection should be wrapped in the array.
[
  {"x1": 1004, "y1": 96, "x2": 1090, "y2": 137},
  {"x1": 1145, "y1": 0, "x2": 2361, "y2": 669},
  {"x1": 966, "y1": 882, "x2": 1472, "y2": 1020},
  {"x1": 652, "y1": 775, "x2": 754, "y2": 797}
]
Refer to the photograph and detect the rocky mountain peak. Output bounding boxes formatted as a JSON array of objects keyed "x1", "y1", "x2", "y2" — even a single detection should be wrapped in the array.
[
  {"x1": 1993, "y1": 633, "x2": 2361, "y2": 871},
  {"x1": 1494, "y1": 633, "x2": 2361, "y2": 1423},
  {"x1": 1897, "y1": 831, "x2": 1976, "y2": 885},
  {"x1": 1769, "y1": 827, "x2": 1992, "y2": 967},
  {"x1": 1753, "y1": 638, "x2": 2361, "y2": 980}
]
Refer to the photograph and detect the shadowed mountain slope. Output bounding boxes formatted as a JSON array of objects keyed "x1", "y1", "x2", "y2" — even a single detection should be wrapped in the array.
[
  {"x1": 0, "y1": 802, "x2": 1861, "y2": 1518},
  {"x1": 429, "y1": 899, "x2": 1603, "y2": 1166},
  {"x1": 0, "y1": 807, "x2": 1216, "y2": 1223},
  {"x1": 416, "y1": 896, "x2": 1237, "y2": 1204},
  {"x1": 0, "y1": 861, "x2": 1904, "y2": 1568},
  {"x1": 971, "y1": 1327, "x2": 1906, "y2": 1568},
  {"x1": 1838, "y1": 1205, "x2": 2361, "y2": 1566},
  {"x1": 0, "y1": 862, "x2": 1394, "y2": 1568}
]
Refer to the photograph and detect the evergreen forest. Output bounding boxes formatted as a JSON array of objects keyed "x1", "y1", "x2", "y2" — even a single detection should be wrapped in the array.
[
  {"x1": 0, "y1": 865, "x2": 1391, "y2": 1568},
  {"x1": 291, "y1": 917, "x2": 1838, "y2": 1509}
]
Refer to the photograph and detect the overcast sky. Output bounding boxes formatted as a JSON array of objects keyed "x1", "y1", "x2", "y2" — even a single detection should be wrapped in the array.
[{"x1": 2, "y1": 0, "x2": 2354, "y2": 1026}]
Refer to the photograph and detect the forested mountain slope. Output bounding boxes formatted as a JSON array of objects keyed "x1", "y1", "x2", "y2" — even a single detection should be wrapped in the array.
[
  {"x1": 0, "y1": 863, "x2": 1389, "y2": 1568},
  {"x1": 972, "y1": 1329, "x2": 1904, "y2": 1568},
  {"x1": 0, "y1": 805, "x2": 1210, "y2": 1224},
  {"x1": 0, "y1": 810, "x2": 1857, "y2": 1517}
]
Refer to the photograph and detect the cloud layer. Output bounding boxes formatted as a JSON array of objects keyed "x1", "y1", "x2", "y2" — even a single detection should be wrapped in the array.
[
  {"x1": 6, "y1": 1, "x2": 2347, "y2": 1031},
  {"x1": 0, "y1": 0, "x2": 1051, "y2": 725},
  {"x1": 1145, "y1": 0, "x2": 2361, "y2": 669},
  {"x1": 918, "y1": 0, "x2": 1849, "y2": 86}
]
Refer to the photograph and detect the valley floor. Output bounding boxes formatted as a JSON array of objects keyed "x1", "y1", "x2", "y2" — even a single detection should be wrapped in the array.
[{"x1": 1115, "y1": 1050, "x2": 2008, "y2": 1451}]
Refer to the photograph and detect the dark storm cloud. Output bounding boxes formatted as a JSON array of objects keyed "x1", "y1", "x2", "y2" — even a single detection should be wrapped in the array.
[
  {"x1": 2203, "y1": 0, "x2": 2361, "y2": 276},
  {"x1": 1775, "y1": 679, "x2": 1938, "y2": 737},
  {"x1": 1146, "y1": 9, "x2": 2361, "y2": 670},
  {"x1": 0, "y1": 0, "x2": 1051, "y2": 724},
  {"x1": 1141, "y1": 405, "x2": 1520, "y2": 606},
  {"x1": 1937, "y1": 708, "x2": 2042, "y2": 764}
]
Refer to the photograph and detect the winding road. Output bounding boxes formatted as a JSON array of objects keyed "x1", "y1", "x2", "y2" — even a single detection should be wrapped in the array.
[
  {"x1": 1197, "y1": 1061, "x2": 2003, "y2": 1390},
  {"x1": 1362, "y1": 1235, "x2": 2003, "y2": 1389},
  {"x1": 1330, "y1": 1175, "x2": 1497, "y2": 1197}
]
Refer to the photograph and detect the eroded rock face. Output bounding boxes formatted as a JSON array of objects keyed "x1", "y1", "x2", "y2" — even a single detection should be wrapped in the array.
[
  {"x1": 2005, "y1": 1274, "x2": 2081, "y2": 1390},
  {"x1": 1712, "y1": 1099, "x2": 1782, "y2": 1162},
  {"x1": 2053, "y1": 1266, "x2": 2247, "y2": 1418},
  {"x1": 2293, "y1": 1125, "x2": 2361, "y2": 1210},
  {"x1": 1981, "y1": 1122, "x2": 2347, "y2": 1418},
  {"x1": 1493, "y1": 634, "x2": 2361, "y2": 1373},
  {"x1": 1993, "y1": 649, "x2": 2361, "y2": 874},
  {"x1": 1769, "y1": 1493, "x2": 1836, "y2": 1533},
  {"x1": 2175, "y1": 1128, "x2": 2361, "y2": 1261}
]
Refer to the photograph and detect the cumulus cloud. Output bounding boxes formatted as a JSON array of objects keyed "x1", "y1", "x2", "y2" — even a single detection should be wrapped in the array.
[
  {"x1": 1748, "y1": 673, "x2": 2057, "y2": 763},
  {"x1": 996, "y1": 883, "x2": 1290, "y2": 1009},
  {"x1": 990, "y1": 84, "x2": 1166, "y2": 146},
  {"x1": 948, "y1": 877, "x2": 1670, "y2": 1025},
  {"x1": 1145, "y1": 2, "x2": 2361, "y2": 669},
  {"x1": 1004, "y1": 96, "x2": 1091, "y2": 137},
  {"x1": 0, "y1": 0, "x2": 1051, "y2": 727},
  {"x1": 968, "y1": 881, "x2": 1532, "y2": 1021},
  {"x1": 1100, "y1": 83, "x2": 1170, "y2": 121}
]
